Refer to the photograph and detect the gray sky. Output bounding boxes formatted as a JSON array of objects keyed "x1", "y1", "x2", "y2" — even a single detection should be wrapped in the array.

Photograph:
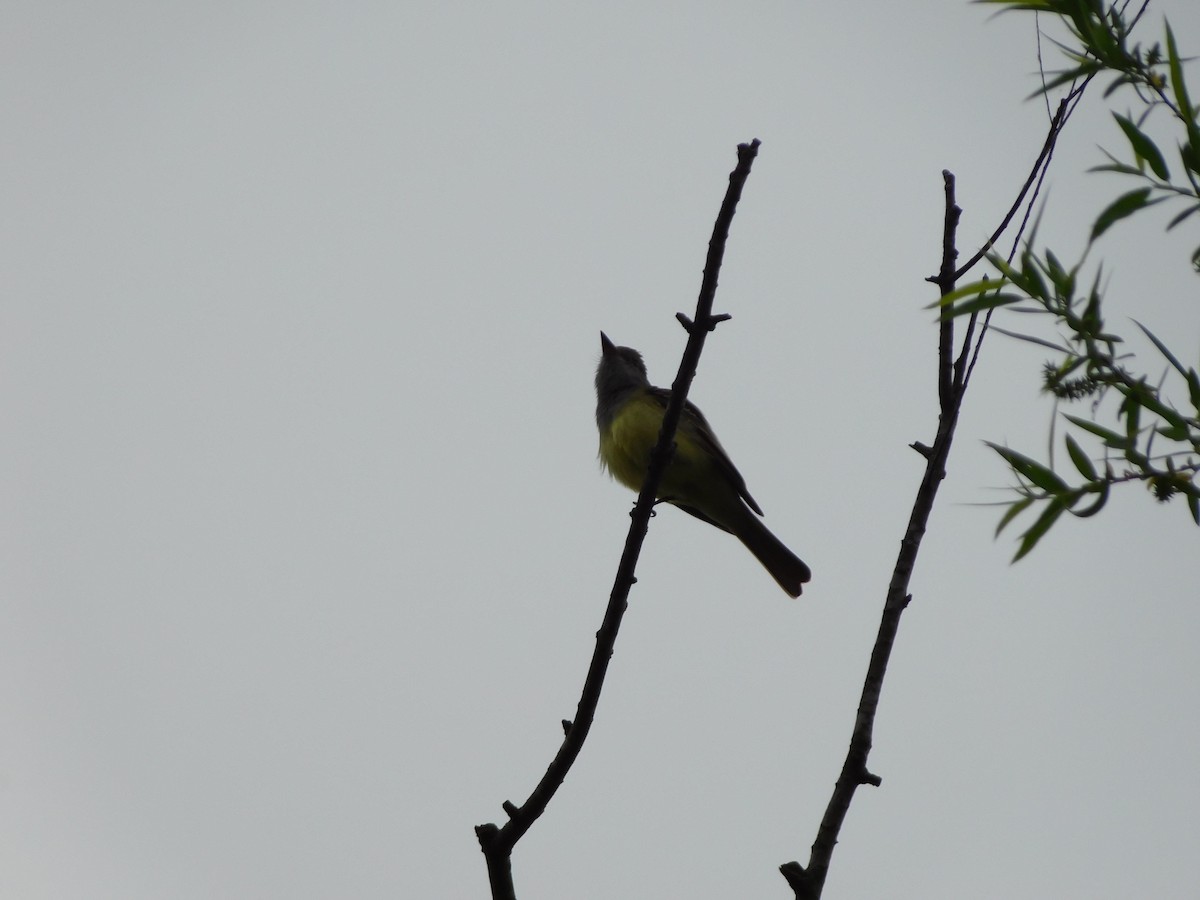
[{"x1": 3, "y1": 2, "x2": 1199, "y2": 898}]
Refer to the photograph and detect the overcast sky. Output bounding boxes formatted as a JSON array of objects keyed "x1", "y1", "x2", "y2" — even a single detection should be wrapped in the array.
[{"x1": 3, "y1": 2, "x2": 1199, "y2": 898}]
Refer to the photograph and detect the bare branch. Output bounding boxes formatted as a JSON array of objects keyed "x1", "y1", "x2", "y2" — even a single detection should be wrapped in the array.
[
  {"x1": 475, "y1": 140, "x2": 762, "y2": 900},
  {"x1": 781, "y1": 169, "x2": 965, "y2": 900}
]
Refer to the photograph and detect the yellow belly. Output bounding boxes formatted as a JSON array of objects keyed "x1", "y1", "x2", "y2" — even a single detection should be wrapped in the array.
[{"x1": 598, "y1": 393, "x2": 711, "y2": 500}]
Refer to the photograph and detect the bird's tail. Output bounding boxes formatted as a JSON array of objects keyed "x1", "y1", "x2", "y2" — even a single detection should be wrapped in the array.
[{"x1": 730, "y1": 508, "x2": 811, "y2": 598}]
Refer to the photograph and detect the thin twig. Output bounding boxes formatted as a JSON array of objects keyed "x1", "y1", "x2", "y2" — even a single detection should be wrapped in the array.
[
  {"x1": 938, "y1": 172, "x2": 962, "y2": 410},
  {"x1": 475, "y1": 140, "x2": 762, "y2": 900},
  {"x1": 958, "y1": 52, "x2": 1103, "y2": 399},
  {"x1": 780, "y1": 168, "x2": 965, "y2": 900},
  {"x1": 953, "y1": 97, "x2": 1070, "y2": 281}
]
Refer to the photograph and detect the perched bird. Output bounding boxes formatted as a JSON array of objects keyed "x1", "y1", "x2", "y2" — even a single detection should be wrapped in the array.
[{"x1": 594, "y1": 332, "x2": 811, "y2": 597}]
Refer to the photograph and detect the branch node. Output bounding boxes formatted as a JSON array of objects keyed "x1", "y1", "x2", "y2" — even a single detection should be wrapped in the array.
[
  {"x1": 862, "y1": 770, "x2": 883, "y2": 788},
  {"x1": 911, "y1": 441, "x2": 933, "y2": 458},
  {"x1": 779, "y1": 860, "x2": 811, "y2": 894},
  {"x1": 502, "y1": 801, "x2": 519, "y2": 818},
  {"x1": 561, "y1": 719, "x2": 572, "y2": 735},
  {"x1": 702, "y1": 312, "x2": 732, "y2": 330},
  {"x1": 676, "y1": 311, "x2": 732, "y2": 334}
]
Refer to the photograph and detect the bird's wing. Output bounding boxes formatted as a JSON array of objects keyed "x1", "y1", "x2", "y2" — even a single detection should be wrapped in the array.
[{"x1": 646, "y1": 386, "x2": 764, "y2": 517}]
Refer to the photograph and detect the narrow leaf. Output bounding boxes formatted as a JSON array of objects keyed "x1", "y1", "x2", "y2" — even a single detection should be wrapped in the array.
[
  {"x1": 1013, "y1": 496, "x2": 1068, "y2": 562},
  {"x1": 1114, "y1": 113, "x2": 1170, "y2": 180},
  {"x1": 1166, "y1": 23, "x2": 1189, "y2": 114},
  {"x1": 989, "y1": 325, "x2": 1071, "y2": 352},
  {"x1": 971, "y1": 1, "x2": 1054, "y2": 10},
  {"x1": 1090, "y1": 161, "x2": 1145, "y2": 177},
  {"x1": 1166, "y1": 204, "x2": 1200, "y2": 230},
  {"x1": 1029, "y1": 63, "x2": 1102, "y2": 98},
  {"x1": 929, "y1": 278, "x2": 1010, "y2": 309},
  {"x1": 1063, "y1": 414, "x2": 1131, "y2": 450},
  {"x1": 944, "y1": 292, "x2": 1026, "y2": 319},
  {"x1": 1157, "y1": 423, "x2": 1192, "y2": 441},
  {"x1": 1065, "y1": 433, "x2": 1098, "y2": 480},
  {"x1": 1090, "y1": 188, "x2": 1156, "y2": 241},
  {"x1": 1103, "y1": 73, "x2": 1137, "y2": 99},
  {"x1": 1186, "y1": 369, "x2": 1200, "y2": 412},
  {"x1": 1068, "y1": 481, "x2": 1110, "y2": 519},
  {"x1": 987, "y1": 442, "x2": 1070, "y2": 494},
  {"x1": 1165, "y1": 24, "x2": 1200, "y2": 156},
  {"x1": 1133, "y1": 320, "x2": 1190, "y2": 378},
  {"x1": 995, "y1": 496, "x2": 1035, "y2": 537}
]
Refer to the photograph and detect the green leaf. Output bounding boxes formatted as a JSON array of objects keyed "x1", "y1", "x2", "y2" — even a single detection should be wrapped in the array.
[
  {"x1": 986, "y1": 253, "x2": 1022, "y2": 283},
  {"x1": 1018, "y1": 253, "x2": 1051, "y2": 302},
  {"x1": 1133, "y1": 388, "x2": 1185, "y2": 428},
  {"x1": 1063, "y1": 414, "x2": 1132, "y2": 450},
  {"x1": 1157, "y1": 423, "x2": 1192, "y2": 442},
  {"x1": 1186, "y1": 369, "x2": 1200, "y2": 412},
  {"x1": 944, "y1": 292, "x2": 1027, "y2": 318},
  {"x1": 1090, "y1": 161, "x2": 1145, "y2": 177},
  {"x1": 1165, "y1": 24, "x2": 1200, "y2": 157},
  {"x1": 1166, "y1": 204, "x2": 1200, "y2": 231},
  {"x1": 1064, "y1": 433, "x2": 1098, "y2": 480},
  {"x1": 1114, "y1": 113, "x2": 1170, "y2": 180},
  {"x1": 971, "y1": 0, "x2": 1054, "y2": 10},
  {"x1": 1043, "y1": 248, "x2": 1068, "y2": 289},
  {"x1": 1183, "y1": 143, "x2": 1200, "y2": 180},
  {"x1": 929, "y1": 278, "x2": 1009, "y2": 309},
  {"x1": 1166, "y1": 23, "x2": 1188, "y2": 108},
  {"x1": 1079, "y1": 270, "x2": 1104, "y2": 335},
  {"x1": 1133, "y1": 320, "x2": 1190, "y2": 378},
  {"x1": 1029, "y1": 63, "x2": 1102, "y2": 98},
  {"x1": 971, "y1": 1, "x2": 1047, "y2": 8},
  {"x1": 989, "y1": 325, "x2": 1071, "y2": 352},
  {"x1": 1090, "y1": 187, "x2": 1158, "y2": 241},
  {"x1": 987, "y1": 442, "x2": 1070, "y2": 494},
  {"x1": 1103, "y1": 73, "x2": 1138, "y2": 100},
  {"x1": 1124, "y1": 445, "x2": 1149, "y2": 469},
  {"x1": 1069, "y1": 481, "x2": 1110, "y2": 518},
  {"x1": 995, "y1": 496, "x2": 1035, "y2": 537},
  {"x1": 1013, "y1": 496, "x2": 1068, "y2": 562},
  {"x1": 1121, "y1": 388, "x2": 1143, "y2": 444}
]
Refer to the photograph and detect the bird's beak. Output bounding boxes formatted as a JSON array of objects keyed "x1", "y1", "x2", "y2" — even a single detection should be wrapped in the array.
[{"x1": 600, "y1": 331, "x2": 615, "y2": 356}]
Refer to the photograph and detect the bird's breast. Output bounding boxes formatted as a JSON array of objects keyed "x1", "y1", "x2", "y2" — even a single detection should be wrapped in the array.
[{"x1": 599, "y1": 393, "x2": 710, "y2": 496}]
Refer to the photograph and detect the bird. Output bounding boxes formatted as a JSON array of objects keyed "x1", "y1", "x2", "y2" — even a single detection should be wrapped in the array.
[{"x1": 594, "y1": 332, "x2": 811, "y2": 597}]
